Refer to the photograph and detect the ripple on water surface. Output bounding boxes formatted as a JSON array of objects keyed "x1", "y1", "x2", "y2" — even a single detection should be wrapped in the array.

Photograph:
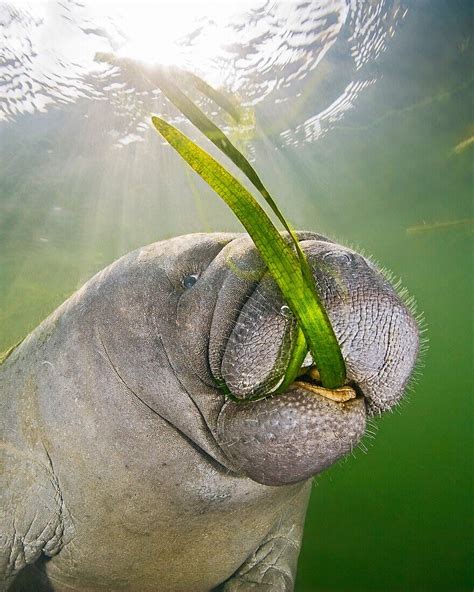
[{"x1": 0, "y1": 1, "x2": 407, "y2": 147}]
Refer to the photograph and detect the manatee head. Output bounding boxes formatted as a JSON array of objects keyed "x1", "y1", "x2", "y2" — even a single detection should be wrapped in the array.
[{"x1": 98, "y1": 232, "x2": 419, "y2": 487}]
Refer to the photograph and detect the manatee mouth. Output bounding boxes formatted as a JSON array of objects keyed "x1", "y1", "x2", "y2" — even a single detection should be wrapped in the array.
[
  {"x1": 222, "y1": 361, "x2": 360, "y2": 406},
  {"x1": 291, "y1": 365, "x2": 358, "y2": 403}
]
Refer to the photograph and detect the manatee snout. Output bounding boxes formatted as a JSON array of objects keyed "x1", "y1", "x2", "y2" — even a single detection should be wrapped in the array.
[{"x1": 204, "y1": 235, "x2": 420, "y2": 486}]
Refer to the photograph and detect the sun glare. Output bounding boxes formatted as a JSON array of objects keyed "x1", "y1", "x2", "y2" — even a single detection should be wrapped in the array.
[{"x1": 111, "y1": 1, "x2": 255, "y2": 84}]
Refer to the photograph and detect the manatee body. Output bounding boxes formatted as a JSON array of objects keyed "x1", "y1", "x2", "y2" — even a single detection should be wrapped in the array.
[{"x1": 0, "y1": 232, "x2": 419, "y2": 591}]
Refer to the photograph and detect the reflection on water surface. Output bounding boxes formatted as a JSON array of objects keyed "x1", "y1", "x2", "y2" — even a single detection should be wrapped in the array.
[{"x1": 1, "y1": 1, "x2": 406, "y2": 144}]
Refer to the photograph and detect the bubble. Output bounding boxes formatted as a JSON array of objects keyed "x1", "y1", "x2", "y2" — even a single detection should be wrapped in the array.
[{"x1": 280, "y1": 305, "x2": 291, "y2": 318}]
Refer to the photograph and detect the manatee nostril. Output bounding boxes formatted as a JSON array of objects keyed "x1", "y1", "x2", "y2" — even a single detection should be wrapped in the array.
[{"x1": 322, "y1": 250, "x2": 355, "y2": 265}]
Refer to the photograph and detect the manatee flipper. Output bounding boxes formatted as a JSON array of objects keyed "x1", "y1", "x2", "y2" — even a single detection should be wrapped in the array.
[
  {"x1": 218, "y1": 482, "x2": 312, "y2": 591},
  {"x1": 0, "y1": 445, "x2": 71, "y2": 591}
]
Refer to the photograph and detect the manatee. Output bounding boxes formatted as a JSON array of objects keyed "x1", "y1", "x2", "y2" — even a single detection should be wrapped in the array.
[{"x1": 0, "y1": 232, "x2": 419, "y2": 591}]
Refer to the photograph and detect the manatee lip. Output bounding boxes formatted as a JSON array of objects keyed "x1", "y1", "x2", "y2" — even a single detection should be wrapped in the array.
[{"x1": 216, "y1": 379, "x2": 367, "y2": 486}]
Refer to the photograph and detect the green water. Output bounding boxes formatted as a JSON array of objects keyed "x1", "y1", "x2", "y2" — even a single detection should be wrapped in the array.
[{"x1": 0, "y1": 1, "x2": 472, "y2": 590}]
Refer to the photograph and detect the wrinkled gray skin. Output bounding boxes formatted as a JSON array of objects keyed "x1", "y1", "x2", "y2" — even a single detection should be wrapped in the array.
[{"x1": 0, "y1": 232, "x2": 419, "y2": 592}]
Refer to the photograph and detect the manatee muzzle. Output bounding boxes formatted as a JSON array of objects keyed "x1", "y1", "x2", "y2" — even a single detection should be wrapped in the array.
[
  {"x1": 211, "y1": 275, "x2": 365, "y2": 486},
  {"x1": 210, "y1": 243, "x2": 419, "y2": 486},
  {"x1": 206, "y1": 262, "x2": 362, "y2": 486}
]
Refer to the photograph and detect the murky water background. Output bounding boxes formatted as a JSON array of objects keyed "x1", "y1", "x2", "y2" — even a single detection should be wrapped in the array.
[{"x1": 0, "y1": 1, "x2": 472, "y2": 590}]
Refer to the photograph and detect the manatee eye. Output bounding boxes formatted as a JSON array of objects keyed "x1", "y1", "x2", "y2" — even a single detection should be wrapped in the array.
[{"x1": 182, "y1": 273, "x2": 199, "y2": 289}]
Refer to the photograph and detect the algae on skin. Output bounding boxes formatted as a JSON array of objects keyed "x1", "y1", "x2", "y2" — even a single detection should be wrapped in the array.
[{"x1": 0, "y1": 339, "x2": 24, "y2": 365}]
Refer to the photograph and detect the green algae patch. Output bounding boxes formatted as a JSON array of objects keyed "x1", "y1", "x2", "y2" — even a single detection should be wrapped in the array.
[
  {"x1": 152, "y1": 115, "x2": 346, "y2": 389},
  {"x1": 0, "y1": 338, "x2": 24, "y2": 366}
]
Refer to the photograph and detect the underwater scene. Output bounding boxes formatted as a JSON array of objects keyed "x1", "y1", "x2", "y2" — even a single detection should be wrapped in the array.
[{"x1": 0, "y1": 0, "x2": 472, "y2": 590}]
